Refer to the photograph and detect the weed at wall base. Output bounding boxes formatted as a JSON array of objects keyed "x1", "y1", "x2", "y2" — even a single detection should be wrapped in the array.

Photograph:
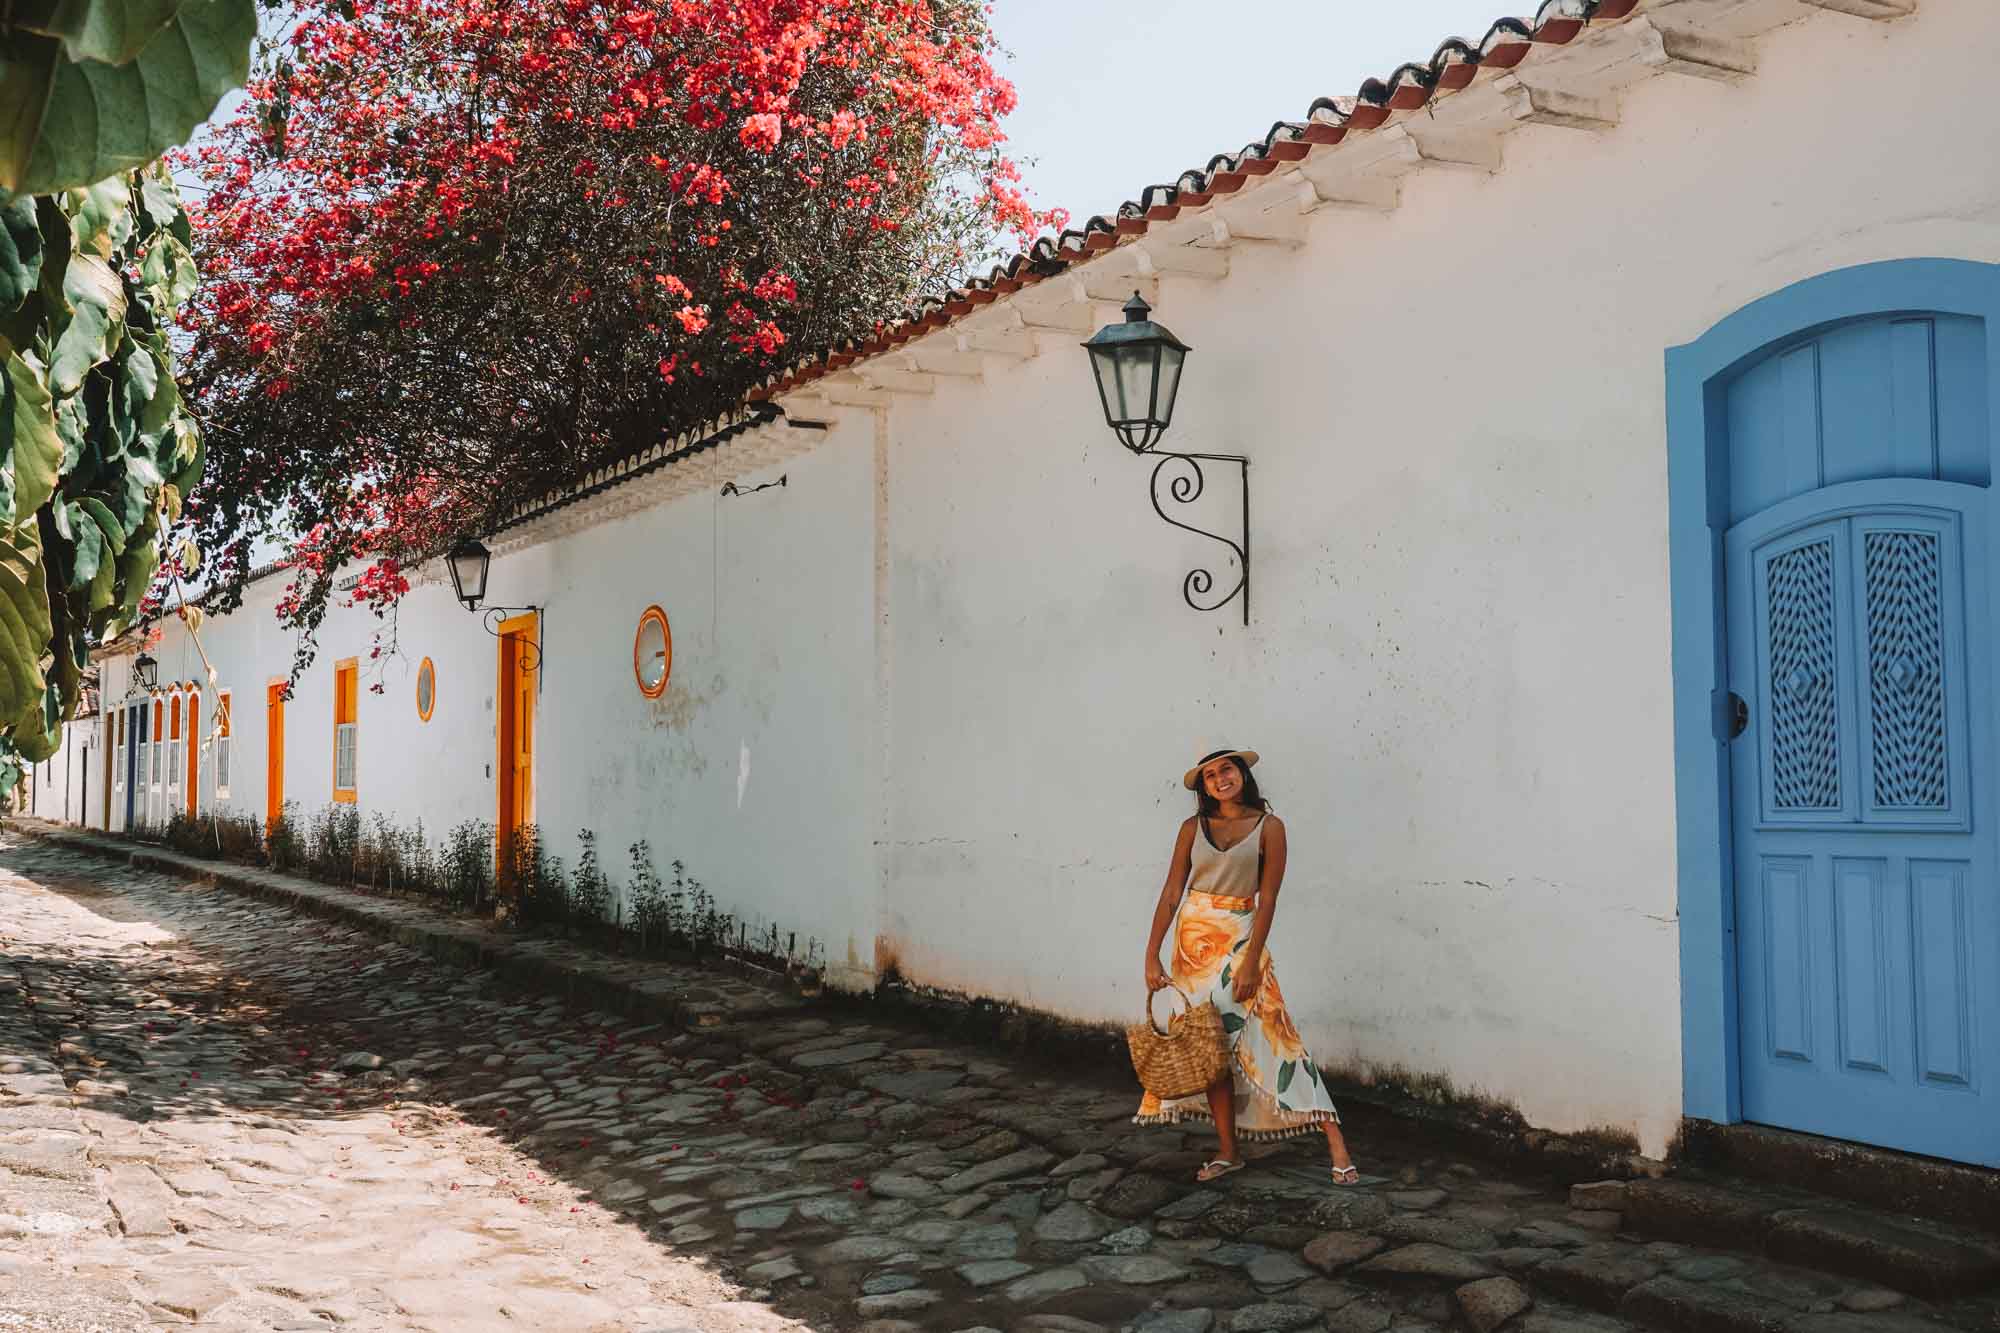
[{"x1": 118, "y1": 808, "x2": 818, "y2": 973}]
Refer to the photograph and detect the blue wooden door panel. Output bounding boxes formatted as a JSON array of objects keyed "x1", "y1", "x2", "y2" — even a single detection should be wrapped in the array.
[
  {"x1": 1935, "y1": 315, "x2": 1991, "y2": 488},
  {"x1": 1727, "y1": 480, "x2": 1998, "y2": 1166},
  {"x1": 1911, "y1": 858, "x2": 1976, "y2": 1091},
  {"x1": 1756, "y1": 854, "x2": 1815, "y2": 1063},
  {"x1": 1830, "y1": 856, "x2": 1890, "y2": 1076},
  {"x1": 1724, "y1": 315, "x2": 1990, "y2": 524}
]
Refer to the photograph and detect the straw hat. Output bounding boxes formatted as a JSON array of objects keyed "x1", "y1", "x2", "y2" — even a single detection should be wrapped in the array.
[{"x1": 1183, "y1": 749, "x2": 1259, "y2": 791}]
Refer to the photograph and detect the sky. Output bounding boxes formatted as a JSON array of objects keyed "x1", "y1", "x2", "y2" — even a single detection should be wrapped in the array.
[{"x1": 990, "y1": 0, "x2": 1516, "y2": 229}]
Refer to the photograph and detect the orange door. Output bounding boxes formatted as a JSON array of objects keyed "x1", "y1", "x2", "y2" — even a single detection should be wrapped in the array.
[
  {"x1": 185, "y1": 692, "x2": 200, "y2": 817},
  {"x1": 266, "y1": 682, "x2": 285, "y2": 828},
  {"x1": 496, "y1": 613, "x2": 538, "y2": 871}
]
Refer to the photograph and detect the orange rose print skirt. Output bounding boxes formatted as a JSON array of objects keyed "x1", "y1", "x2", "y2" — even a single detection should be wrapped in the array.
[{"x1": 1134, "y1": 890, "x2": 1340, "y2": 1139}]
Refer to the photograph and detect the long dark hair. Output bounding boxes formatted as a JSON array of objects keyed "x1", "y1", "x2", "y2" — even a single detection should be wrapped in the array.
[{"x1": 1191, "y1": 749, "x2": 1270, "y2": 817}]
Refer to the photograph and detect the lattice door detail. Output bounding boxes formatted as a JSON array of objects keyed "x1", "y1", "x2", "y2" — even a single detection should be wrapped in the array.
[
  {"x1": 1767, "y1": 539, "x2": 1841, "y2": 811},
  {"x1": 1864, "y1": 531, "x2": 1947, "y2": 809}
]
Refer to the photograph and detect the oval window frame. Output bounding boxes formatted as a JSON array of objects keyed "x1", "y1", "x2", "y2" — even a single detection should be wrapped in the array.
[
  {"x1": 634, "y1": 606, "x2": 672, "y2": 699},
  {"x1": 416, "y1": 657, "x2": 436, "y2": 722}
]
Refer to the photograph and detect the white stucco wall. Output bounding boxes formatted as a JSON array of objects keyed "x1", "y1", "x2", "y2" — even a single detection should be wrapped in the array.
[
  {"x1": 133, "y1": 428, "x2": 882, "y2": 977},
  {"x1": 864, "y1": 0, "x2": 2000, "y2": 1155},
  {"x1": 78, "y1": 1, "x2": 2000, "y2": 1156}
]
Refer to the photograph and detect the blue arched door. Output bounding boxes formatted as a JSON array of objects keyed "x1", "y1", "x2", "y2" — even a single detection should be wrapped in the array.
[{"x1": 1676, "y1": 286, "x2": 2000, "y2": 1167}]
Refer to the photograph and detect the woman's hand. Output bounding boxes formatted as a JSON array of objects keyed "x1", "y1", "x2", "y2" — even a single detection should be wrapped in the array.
[
  {"x1": 1144, "y1": 957, "x2": 1170, "y2": 993},
  {"x1": 1230, "y1": 952, "x2": 1262, "y2": 1004}
]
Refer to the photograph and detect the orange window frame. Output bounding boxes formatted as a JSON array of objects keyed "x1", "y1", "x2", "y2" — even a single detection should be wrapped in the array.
[
  {"x1": 214, "y1": 689, "x2": 232, "y2": 795},
  {"x1": 634, "y1": 605, "x2": 672, "y2": 699},
  {"x1": 332, "y1": 658, "x2": 358, "y2": 803},
  {"x1": 185, "y1": 690, "x2": 199, "y2": 815},
  {"x1": 416, "y1": 657, "x2": 435, "y2": 722}
]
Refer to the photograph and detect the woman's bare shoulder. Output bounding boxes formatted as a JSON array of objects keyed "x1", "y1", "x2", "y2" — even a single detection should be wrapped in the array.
[{"x1": 1262, "y1": 812, "x2": 1287, "y2": 834}]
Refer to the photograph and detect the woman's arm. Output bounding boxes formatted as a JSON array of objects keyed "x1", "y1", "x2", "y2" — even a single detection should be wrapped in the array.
[
  {"x1": 1232, "y1": 815, "x2": 1288, "y2": 1002},
  {"x1": 1144, "y1": 818, "x2": 1198, "y2": 990}
]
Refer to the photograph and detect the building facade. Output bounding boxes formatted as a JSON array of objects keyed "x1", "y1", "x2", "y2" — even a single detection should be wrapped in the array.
[{"x1": 51, "y1": 0, "x2": 2000, "y2": 1168}]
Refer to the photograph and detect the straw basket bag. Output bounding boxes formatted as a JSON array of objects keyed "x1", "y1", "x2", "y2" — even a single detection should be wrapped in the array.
[{"x1": 1127, "y1": 984, "x2": 1230, "y2": 1100}]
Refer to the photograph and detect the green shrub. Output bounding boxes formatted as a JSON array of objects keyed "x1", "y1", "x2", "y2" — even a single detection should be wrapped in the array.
[
  {"x1": 569, "y1": 829, "x2": 609, "y2": 927},
  {"x1": 266, "y1": 802, "x2": 302, "y2": 872}
]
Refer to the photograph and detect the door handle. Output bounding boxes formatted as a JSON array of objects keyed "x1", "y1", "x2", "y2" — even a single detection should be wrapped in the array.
[{"x1": 1727, "y1": 691, "x2": 1749, "y2": 740}]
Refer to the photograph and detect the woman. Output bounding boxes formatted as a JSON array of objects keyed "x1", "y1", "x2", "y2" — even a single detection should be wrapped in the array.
[{"x1": 1136, "y1": 748, "x2": 1358, "y2": 1185}]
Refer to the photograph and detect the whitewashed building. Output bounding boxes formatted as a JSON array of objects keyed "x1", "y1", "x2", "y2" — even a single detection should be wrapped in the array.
[{"x1": 52, "y1": 0, "x2": 2000, "y2": 1169}]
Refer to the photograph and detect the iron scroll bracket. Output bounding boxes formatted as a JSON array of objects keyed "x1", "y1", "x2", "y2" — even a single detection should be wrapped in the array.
[
  {"x1": 1147, "y1": 451, "x2": 1250, "y2": 626},
  {"x1": 480, "y1": 606, "x2": 545, "y2": 673}
]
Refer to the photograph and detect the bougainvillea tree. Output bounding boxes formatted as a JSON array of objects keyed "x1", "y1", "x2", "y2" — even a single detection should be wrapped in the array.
[
  {"x1": 181, "y1": 0, "x2": 1060, "y2": 672},
  {"x1": 0, "y1": 2, "x2": 254, "y2": 781}
]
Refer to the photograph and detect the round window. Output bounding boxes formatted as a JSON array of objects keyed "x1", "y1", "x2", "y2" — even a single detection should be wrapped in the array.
[
  {"x1": 634, "y1": 606, "x2": 671, "y2": 698},
  {"x1": 416, "y1": 657, "x2": 436, "y2": 722}
]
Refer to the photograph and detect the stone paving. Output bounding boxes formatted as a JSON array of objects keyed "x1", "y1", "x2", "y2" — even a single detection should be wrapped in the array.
[{"x1": 2, "y1": 833, "x2": 1996, "y2": 1333}]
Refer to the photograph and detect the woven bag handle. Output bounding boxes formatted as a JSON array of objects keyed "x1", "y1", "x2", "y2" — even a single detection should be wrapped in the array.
[{"x1": 1145, "y1": 983, "x2": 1195, "y2": 1037}]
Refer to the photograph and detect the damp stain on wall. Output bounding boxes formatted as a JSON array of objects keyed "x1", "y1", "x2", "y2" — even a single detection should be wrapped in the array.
[{"x1": 645, "y1": 672, "x2": 723, "y2": 732}]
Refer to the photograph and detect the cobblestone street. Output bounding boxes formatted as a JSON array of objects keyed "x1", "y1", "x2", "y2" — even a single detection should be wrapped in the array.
[{"x1": 2, "y1": 834, "x2": 1995, "y2": 1332}]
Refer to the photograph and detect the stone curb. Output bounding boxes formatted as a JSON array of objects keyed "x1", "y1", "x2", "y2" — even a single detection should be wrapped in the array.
[{"x1": 5, "y1": 819, "x2": 807, "y2": 1033}]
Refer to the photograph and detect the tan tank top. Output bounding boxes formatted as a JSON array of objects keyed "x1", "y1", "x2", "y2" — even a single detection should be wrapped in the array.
[{"x1": 1187, "y1": 813, "x2": 1265, "y2": 902}]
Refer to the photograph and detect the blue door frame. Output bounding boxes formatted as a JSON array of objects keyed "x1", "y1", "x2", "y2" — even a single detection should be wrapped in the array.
[{"x1": 1667, "y1": 259, "x2": 2000, "y2": 1130}]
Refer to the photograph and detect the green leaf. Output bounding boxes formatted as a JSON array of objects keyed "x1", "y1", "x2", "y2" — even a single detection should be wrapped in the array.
[
  {"x1": 12, "y1": 1, "x2": 191, "y2": 68},
  {"x1": 1277, "y1": 1061, "x2": 1296, "y2": 1095},
  {"x1": 77, "y1": 495, "x2": 123, "y2": 554},
  {"x1": 1219, "y1": 963, "x2": 1231, "y2": 988},
  {"x1": 9, "y1": 691, "x2": 61, "y2": 762},
  {"x1": 135, "y1": 338, "x2": 177, "y2": 436},
  {"x1": 139, "y1": 227, "x2": 195, "y2": 309},
  {"x1": 0, "y1": 34, "x2": 63, "y2": 200},
  {"x1": 1, "y1": 0, "x2": 256, "y2": 197},
  {"x1": 0, "y1": 527, "x2": 52, "y2": 732},
  {"x1": 121, "y1": 332, "x2": 157, "y2": 403},
  {"x1": 114, "y1": 520, "x2": 158, "y2": 620},
  {"x1": 136, "y1": 163, "x2": 184, "y2": 239},
  {"x1": 165, "y1": 415, "x2": 201, "y2": 493},
  {"x1": 63, "y1": 174, "x2": 130, "y2": 258},
  {"x1": 85, "y1": 537, "x2": 115, "y2": 612},
  {"x1": 117, "y1": 451, "x2": 157, "y2": 527},
  {"x1": 2, "y1": 349, "x2": 61, "y2": 525},
  {"x1": 47, "y1": 251, "x2": 124, "y2": 393},
  {"x1": 0, "y1": 197, "x2": 44, "y2": 311},
  {"x1": 1221, "y1": 1012, "x2": 1245, "y2": 1034},
  {"x1": 64, "y1": 500, "x2": 103, "y2": 589},
  {"x1": 52, "y1": 388, "x2": 87, "y2": 471}
]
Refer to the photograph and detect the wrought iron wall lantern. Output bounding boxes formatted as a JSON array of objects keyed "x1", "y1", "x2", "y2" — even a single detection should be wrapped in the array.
[
  {"x1": 446, "y1": 537, "x2": 546, "y2": 670},
  {"x1": 132, "y1": 651, "x2": 159, "y2": 690},
  {"x1": 1082, "y1": 293, "x2": 1249, "y2": 625}
]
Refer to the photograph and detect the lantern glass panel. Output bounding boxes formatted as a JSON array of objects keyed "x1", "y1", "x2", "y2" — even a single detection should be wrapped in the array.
[
  {"x1": 1088, "y1": 344, "x2": 1120, "y2": 418},
  {"x1": 1113, "y1": 345, "x2": 1158, "y2": 425},
  {"x1": 447, "y1": 543, "x2": 490, "y2": 608},
  {"x1": 1153, "y1": 344, "x2": 1185, "y2": 428}
]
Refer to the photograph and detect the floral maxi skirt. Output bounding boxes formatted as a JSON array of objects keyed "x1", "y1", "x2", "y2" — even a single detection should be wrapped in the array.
[{"x1": 1133, "y1": 889, "x2": 1340, "y2": 1139}]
